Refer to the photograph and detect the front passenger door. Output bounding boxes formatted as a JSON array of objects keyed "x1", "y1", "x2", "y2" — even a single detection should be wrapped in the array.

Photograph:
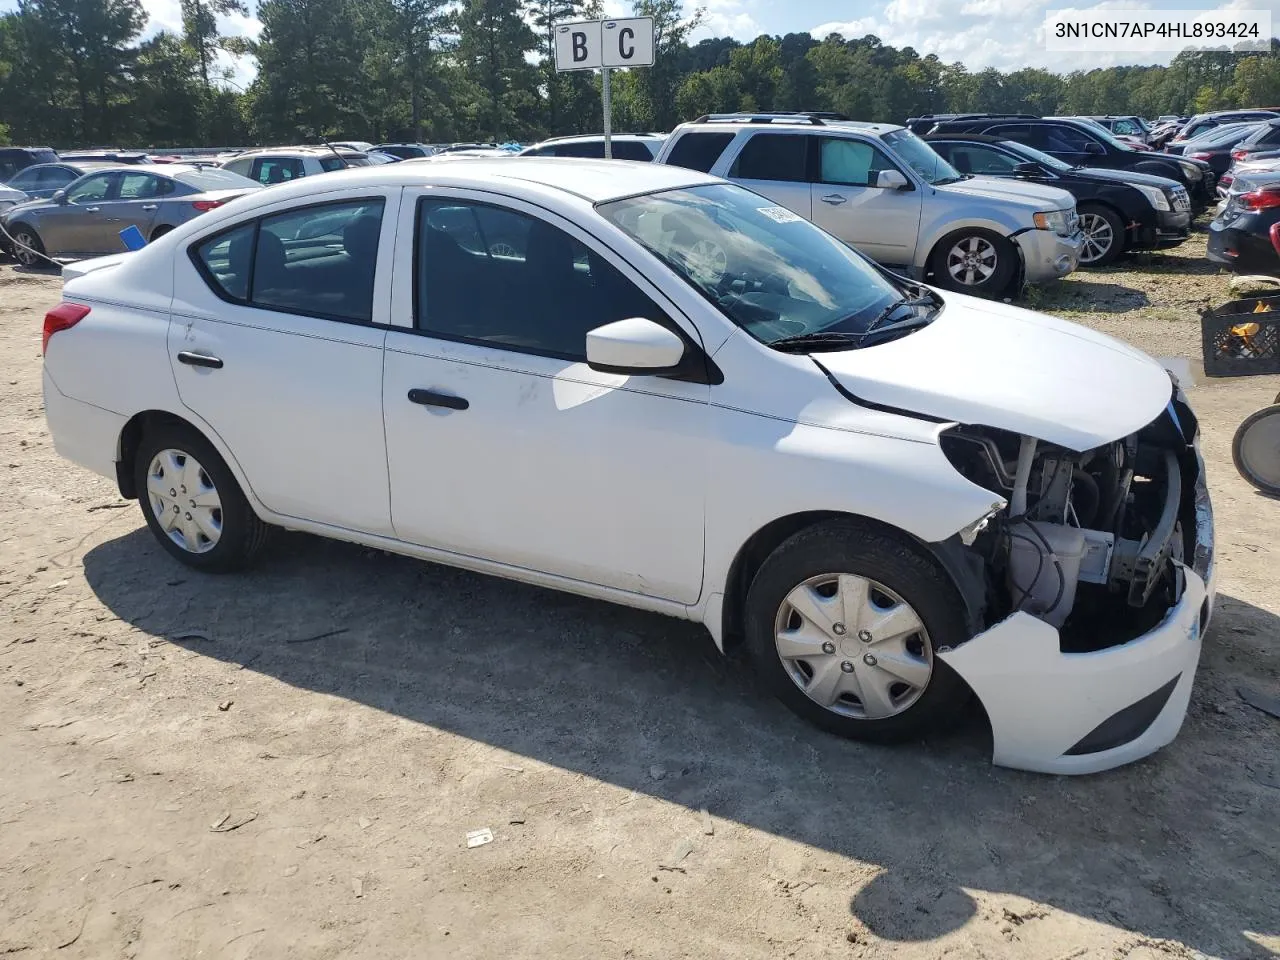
[
  {"x1": 39, "y1": 171, "x2": 117, "y2": 256},
  {"x1": 809, "y1": 137, "x2": 921, "y2": 265},
  {"x1": 381, "y1": 190, "x2": 709, "y2": 603}
]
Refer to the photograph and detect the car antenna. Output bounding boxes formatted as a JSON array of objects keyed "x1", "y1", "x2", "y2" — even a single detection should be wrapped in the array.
[{"x1": 315, "y1": 132, "x2": 350, "y2": 168}]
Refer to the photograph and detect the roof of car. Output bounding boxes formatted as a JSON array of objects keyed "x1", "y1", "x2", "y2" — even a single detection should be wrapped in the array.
[
  {"x1": 225, "y1": 158, "x2": 718, "y2": 204},
  {"x1": 534, "y1": 133, "x2": 665, "y2": 144},
  {"x1": 681, "y1": 113, "x2": 904, "y2": 135},
  {"x1": 228, "y1": 146, "x2": 367, "y2": 158}
]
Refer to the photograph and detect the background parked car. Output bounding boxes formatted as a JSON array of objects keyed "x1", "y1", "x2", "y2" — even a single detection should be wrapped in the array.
[
  {"x1": 4, "y1": 162, "x2": 116, "y2": 200},
  {"x1": 331, "y1": 140, "x2": 376, "y2": 153},
  {"x1": 374, "y1": 143, "x2": 438, "y2": 159},
  {"x1": 518, "y1": 134, "x2": 666, "y2": 160},
  {"x1": 1168, "y1": 122, "x2": 1268, "y2": 183},
  {"x1": 1, "y1": 165, "x2": 260, "y2": 265},
  {"x1": 913, "y1": 115, "x2": 1217, "y2": 213},
  {"x1": 1173, "y1": 109, "x2": 1280, "y2": 143},
  {"x1": 57, "y1": 150, "x2": 153, "y2": 165},
  {"x1": 0, "y1": 182, "x2": 27, "y2": 214},
  {"x1": 0, "y1": 146, "x2": 59, "y2": 181},
  {"x1": 1207, "y1": 169, "x2": 1280, "y2": 272},
  {"x1": 656, "y1": 113, "x2": 1081, "y2": 297},
  {"x1": 220, "y1": 146, "x2": 372, "y2": 184},
  {"x1": 923, "y1": 134, "x2": 1189, "y2": 265},
  {"x1": 1080, "y1": 115, "x2": 1152, "y2": 143},
  {"x1": 1229, "y1": 118, "x2": 1280, "y2": 165},
  {"x1": 1164, "y1": 119, "x2": 1262, "y2": 155}
]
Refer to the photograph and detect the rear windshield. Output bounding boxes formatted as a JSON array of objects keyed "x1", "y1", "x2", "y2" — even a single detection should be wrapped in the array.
[{"x1": 174, "y1": 167, "x2": 260, "y2": 190}]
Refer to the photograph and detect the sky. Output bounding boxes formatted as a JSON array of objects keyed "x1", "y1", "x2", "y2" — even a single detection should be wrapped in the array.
[{"x1": 4, "y1": 0, "x2": 1278, "y2": 89}]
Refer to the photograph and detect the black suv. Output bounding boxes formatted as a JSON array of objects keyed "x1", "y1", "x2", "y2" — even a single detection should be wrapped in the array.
[
  {"x1": 923, "y1": 133, "x2": 1191, "y2": 265},
  {"x1": 0, "y1": 146, "x2": 59, "y2": 182},
  {"x1": 909, "y1": 115, "x2": 1216, "y2": 213}
]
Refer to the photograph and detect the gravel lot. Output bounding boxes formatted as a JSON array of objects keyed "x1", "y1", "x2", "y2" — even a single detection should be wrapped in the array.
[{"x1": 2, "y1": 233, "x2": 1279, "y2": 960}]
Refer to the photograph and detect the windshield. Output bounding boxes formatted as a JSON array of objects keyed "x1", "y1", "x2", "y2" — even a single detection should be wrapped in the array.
[
  {"x1": 1000, "y1": 140, "x2": 1073, "y2": 172},
  {"x1": 597, "y1": 183, "x2": 915, "y2": 347},
  {"x1": 1069, "y1": 120, "x2": 1134, "y2": 152},
  {"x1": 881, "y1": 129, "x2": 962, "y2": 185}
]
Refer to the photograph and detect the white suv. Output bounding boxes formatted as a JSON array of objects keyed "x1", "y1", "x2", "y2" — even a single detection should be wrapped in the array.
[
  {"x1": 220, "y1": 147, "x2": 372, "y2": 186},
  {"x1": 656, "y1": 113, "x2": 1084, "y2": 297}
]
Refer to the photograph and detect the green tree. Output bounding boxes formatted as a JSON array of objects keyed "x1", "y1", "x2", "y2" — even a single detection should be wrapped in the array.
[
  {"x1": 457, "y1": 0, "x2": 540, "y2": 140},
  {"x1": 621, "y1": 0, "x2": 703, "y2": 130},
  {"x1": 531, "y1": 0, "x2": 601, "y2": 135},
  {"x1": 180, "y1": 0, "x2": 248, "y2": 88}
]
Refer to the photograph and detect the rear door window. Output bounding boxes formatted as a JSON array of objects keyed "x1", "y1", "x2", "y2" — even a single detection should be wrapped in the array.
[
  {"x1": 665, "y1": 132, "x2": 734, "y2": 172},
  {"x1": 251, "y1": 157, "x2": 305, "y2": 185},
  {"x1": 729, "y1": 134, "x2": 810, "y2": 182}
]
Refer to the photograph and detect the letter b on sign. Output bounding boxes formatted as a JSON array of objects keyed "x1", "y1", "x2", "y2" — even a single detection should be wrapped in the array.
[
  {"x1": 572, "y1": 31, "x2": 588, "y2": 62},
  {"x1": 554, "y1": 21, "x2": 602, "y2": 70}
]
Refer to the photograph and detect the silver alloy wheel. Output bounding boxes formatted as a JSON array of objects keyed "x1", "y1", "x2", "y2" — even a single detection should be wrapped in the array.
[
  {"x1": 773, "y1": 573, "x2": 933, "y2": 719},
  {"x1": 11, "y1": 230, "x2": 40, "y2": 267},
  {"x1": 1236, "y1": 409, "x2": 1280, "y2": 489},
  {"x1": 146, "y1": 448, "x2": 223, "y2": 554},
  {"x1": 945, "y1": 235, "x2": 998, "y2": 286},
  {"x1": 1078, "y1": 212, "x2": 1116, "y2": 264}
]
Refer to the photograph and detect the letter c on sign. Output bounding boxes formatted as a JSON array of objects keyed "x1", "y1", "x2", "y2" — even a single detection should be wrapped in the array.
[
  {"x1": 572, "y1": 30, "x2": 588, "y2": 62},
  {"x1": 618, "y1": 26, "x2": 634, "y2": 59}
]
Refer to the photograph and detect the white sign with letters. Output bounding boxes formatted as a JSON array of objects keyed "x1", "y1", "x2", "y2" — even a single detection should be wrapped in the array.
[{"x1": 554, "y1": 17, "x2": 654, "y2": 72}]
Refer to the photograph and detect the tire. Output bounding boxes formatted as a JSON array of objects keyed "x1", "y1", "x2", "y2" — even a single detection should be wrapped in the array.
[
  {"x1": 133, "y1": 423, "x2": 271, "y2": 572},
  {"x1": 744, "y1": 518, "x2": 972, "y2": 744},
  {"x1": 1077, "y1": 204, "x2": 1125, "y2": 266},
  {"x1": 928, "y1": 230, "x2": 1016, "y2": 297},
  {"x1": 8, "y1": 223, "x2": 46, "y2": 268},
  {"x1": 1232, "y1": 404, "x2": 1280, "y2": 497}
]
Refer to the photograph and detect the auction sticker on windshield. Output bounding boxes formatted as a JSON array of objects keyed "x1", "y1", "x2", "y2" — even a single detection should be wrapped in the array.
[{"x1": 758, "y1": 206, "x2": 803, "y2": 224}]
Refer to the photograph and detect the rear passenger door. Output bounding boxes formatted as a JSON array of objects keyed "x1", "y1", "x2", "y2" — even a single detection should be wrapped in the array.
[
  {"x1": 809, "y1": 136, "x2": 921, "y2": 266},
  {"x1": 168, "y1": 190, "x2": 399, "y2": 535},
  {"x1": 721, "y1": 133, "x2": 813, "y2": 219}
]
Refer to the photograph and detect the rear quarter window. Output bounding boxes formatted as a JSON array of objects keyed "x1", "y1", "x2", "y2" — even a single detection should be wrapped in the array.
[{"x1": 665, "y1": 132, "x2": 734, "y2": 172}]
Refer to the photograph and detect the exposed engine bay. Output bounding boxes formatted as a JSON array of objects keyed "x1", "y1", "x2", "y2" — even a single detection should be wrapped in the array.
[{"x1": 940, "y1": 387, "x2": 1208, "y2": 651}]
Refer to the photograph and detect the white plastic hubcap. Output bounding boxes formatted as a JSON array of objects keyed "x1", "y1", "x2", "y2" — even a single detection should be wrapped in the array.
[
  {"x1": 774, "y1": 573, "x2": 933, "y2": 720},
  {"x1": 146, "y1": 449, "x2": 222, "y2": 554}
]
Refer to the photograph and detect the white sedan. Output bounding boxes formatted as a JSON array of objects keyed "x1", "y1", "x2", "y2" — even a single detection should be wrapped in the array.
[{"x1": 41, "y1": 160, "x2": 1215, "y2": 774}]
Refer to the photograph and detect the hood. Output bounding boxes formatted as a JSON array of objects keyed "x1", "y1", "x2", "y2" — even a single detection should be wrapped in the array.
[
  {"x1": 935, "y1": 176, "x2": 1074, "y2": 210},
  {"x1": 812, "y1": 293, "x2": 1172, "y2": 451},
  {"x1": 0, "y1": 185, "x2": 26, "y2": 204},
  {"x1": 1148, "y1": 151, "x2": 1211, "y2": 171},
  {"x1": 1, "y1": 197, "x2": 46, "y2": 219},
  {"x1": 1069, "y1": 166, "x2": 1182, "y2": 190}
]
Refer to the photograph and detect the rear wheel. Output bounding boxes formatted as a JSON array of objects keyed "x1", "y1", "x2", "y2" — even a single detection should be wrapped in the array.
[
  {"x1": 1233, "y1": 404, "x2": 1280, "y2": 496},
  {"x1": 1077, "y1": 204, "x2": 1124, "y2": 266},
  {"x1": 134, "y1": 424, "x2": 271, "y2": 572},
  {"x1": 928, "y1": 230, "x2": 1016, "y2": 298},
  {"x1": 744, "y1": 519, "x2": 972, "y2": 743},
  {"x1": 8, "y1": 224, "x2": 46, "y2": 267}
]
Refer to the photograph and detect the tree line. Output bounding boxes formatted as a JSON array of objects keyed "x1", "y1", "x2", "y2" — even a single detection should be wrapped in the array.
[{"x1": 1, "y1": 0, "x2": 1278, "y2": 149}]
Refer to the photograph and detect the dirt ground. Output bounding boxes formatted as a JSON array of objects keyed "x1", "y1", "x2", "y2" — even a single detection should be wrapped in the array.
[{"x1": 1, "y1": 231, "x2": 1279, "y2": 960}]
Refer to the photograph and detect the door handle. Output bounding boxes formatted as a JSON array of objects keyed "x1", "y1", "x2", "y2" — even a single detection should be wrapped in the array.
[
  {"x1": 84, "y1": 206, "x2": 100, "y2": 213},
  {"x1": 408, "y1": 388, "x2": 468, "y2": 410},
  {"x1": 177, "y1": 351, "x2": 223, "y2": 369},
  {"x1": 820, "y1": 194, "x2": 849, "y2": 205},
  {"x1": 141, "y1": 204, "x2": 157, "y2": 211}
]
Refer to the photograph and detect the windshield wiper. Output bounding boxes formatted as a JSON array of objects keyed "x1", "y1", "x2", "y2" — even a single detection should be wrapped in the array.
[
  {"x1": 855, "y1": 314, "x2": 937, "y2": 346},
  {"x1": 768, "y1": 331, "x2": 866, "y2": 353},
  {"x1": 864, "y1": 294, "x2": 937, "y2": 335}
]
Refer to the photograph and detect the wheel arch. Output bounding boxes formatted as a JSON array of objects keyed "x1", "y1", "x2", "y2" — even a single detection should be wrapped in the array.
[
  {"x1": 924, "y1": 224, "x2": 1023, "y2": 295},
  {"x1": 717, "y1": 510, "x2": 984, "y2": 654}
]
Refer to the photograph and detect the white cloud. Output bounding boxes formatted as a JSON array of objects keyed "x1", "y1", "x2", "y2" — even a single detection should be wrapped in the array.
[{"x1": 141, "y1": 0, "x2": 183, "y2": 34}]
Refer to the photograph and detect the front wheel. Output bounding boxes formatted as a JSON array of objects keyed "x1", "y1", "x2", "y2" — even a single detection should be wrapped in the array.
[
  {"x1": 928, "y1": 230, "x2": 1016, "y2": 297},
  {"x1": 1077, "y1": 204, "x2": 1124, "y2": 266},
  {"x1": 8, "y1": 224, "x2": 46, "y2": 267},
  {"x1": 1233, "y1": 404, "x2": 1280, "y2": 496},
  {"x1": 744, "y1": 519, "x2": 972, "y2": 743},
  {"x1": 134, "y1": 424, "x2": 271, "y2": 572}
]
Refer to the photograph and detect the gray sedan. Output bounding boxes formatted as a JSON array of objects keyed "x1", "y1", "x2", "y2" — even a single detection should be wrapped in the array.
[{"x1": 2, "y1": 165, "x2": 260, "y2": 266}]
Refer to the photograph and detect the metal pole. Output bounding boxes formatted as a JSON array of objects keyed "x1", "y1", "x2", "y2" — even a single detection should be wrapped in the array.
[{"x1": 602, "y1": 66, "x2": 612, "y2": 159}]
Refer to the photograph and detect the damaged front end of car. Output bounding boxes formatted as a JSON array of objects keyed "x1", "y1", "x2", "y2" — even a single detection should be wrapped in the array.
[{"x1": 931, "y1": 379, "x2": 1215, "y2": 774}]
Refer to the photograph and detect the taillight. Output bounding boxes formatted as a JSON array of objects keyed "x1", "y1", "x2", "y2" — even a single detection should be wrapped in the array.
[
  {"x1": 1188, "y1": 151, "x2": 1212, "y2": 160},
  {"x1": 1232, "y1": 149, "x2": 1248, "y2": 161},
  {"x1": 43, "y1": 303, "x2": 90, "y2": 354},
  {"x1": 1241, "y1": 187, "x2": 1280, "y2": 211},
  {"x1": 191, "y1": 199, "x2": 225, "y2": 212}
]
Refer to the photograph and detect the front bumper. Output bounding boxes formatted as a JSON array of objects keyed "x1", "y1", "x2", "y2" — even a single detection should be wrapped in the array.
[
  {"x1": 940, "y1": 444, "x2": 1215, "y2": 775},
  {"x1": 1017, "y1": 228, "x2": 1082, "y2": 284}
]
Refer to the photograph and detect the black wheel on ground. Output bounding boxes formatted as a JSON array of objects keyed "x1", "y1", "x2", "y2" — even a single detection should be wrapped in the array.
[
  {"x1": 1077, "y1": 203, "x2": 1125, "y2": 266},
  {"x1": 928, "y1": 229, "x2": 1016, "y2": 297},
  {"x1": 133, "y1": 423, "x2": 271, "y2": 572},
  {"x1": 1232, "y1": 404, "x2": 1280, "y2": 497},
  {"x1": 744, "y1": 518, "x2": 972, "y2": 744},
  {"x1": 8, "y1": 223, "x2": 47, "y2": 268}
]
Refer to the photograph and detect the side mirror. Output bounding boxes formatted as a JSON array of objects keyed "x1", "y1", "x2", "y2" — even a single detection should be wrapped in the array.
[
  {"x1": 586, "y1": 317, "x2": 686, "y2": 375},
  {"x1": 52, "y1": 189, "x2": 67, "y2": 204},
  {"x1": 876, "y1": 169, "x2": 910, "y2": 190},
  {"x1": 1012, "y1": 161, "x2": 1041, "y2": 177},
  {"x1": 1084, "y1": 141, "x2": 1106, "y2": 155}
]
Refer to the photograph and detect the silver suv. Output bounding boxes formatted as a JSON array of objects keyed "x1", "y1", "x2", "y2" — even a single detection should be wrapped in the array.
[
  {"x1": 655, "y1": 113, "x2": 1083, "y2": 296},
  {"x1": 220, "y1": 146, "x2": 373, "y2": 186}
]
